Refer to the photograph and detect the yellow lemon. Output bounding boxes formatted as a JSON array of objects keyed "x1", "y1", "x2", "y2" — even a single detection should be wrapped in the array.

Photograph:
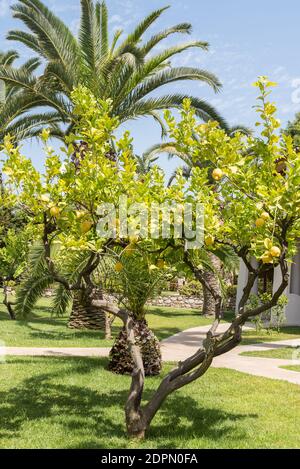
[
  {"x1": 50, "y1": 206, "x2": 61, "y2": 218},
  {"x1": 261, "y1": 252, "x2": 273, "y2": 264},
  {"x1": 205, "y1": 235, "x2": 215, "y2": 247},
  {"x1": 80, "y1": 220, "x2": 93, "y2": 234},
  {"x1": 76, "y1": 210, "x2": 85, "y2": 219},
  {"x1": 261, "y1": 212, "x2": 270, "y2": 221},
  {"x1": 270, "y1": 246, "x2": 281, "y2": 258},
  {"x1": 212, "y1": 168, "x2": 223, "y2": 181},
  {"x1": 255, "y1": 218, "x2": 265, "y2": 228}
]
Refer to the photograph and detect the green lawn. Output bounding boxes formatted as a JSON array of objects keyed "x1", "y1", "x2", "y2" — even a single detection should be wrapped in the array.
[
  {"x1": 1, "y1": 356, "x2": 300, "y2": 449},
  {"x1": 241, "y1": 327, "x2": 300, "y2": 345},
  {"x1": 1, "y1": 293, "x2": 300, "y2": 349},
  {"x1": 241, "y1": 347, "x2": 300, "y2": 360},
  {"x1": 0, "y1": 295, "x2": 216, "y2": 347},
  {"x1": 281, "y1": 365, "x2": 300, "y2": 373}
]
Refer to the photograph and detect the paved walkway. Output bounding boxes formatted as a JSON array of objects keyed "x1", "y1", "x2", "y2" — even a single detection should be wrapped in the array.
[
  {"x1": 160, "y1": 324, "x2": 300, "y2": 385},
  {"x1": 1, "y1": 324, "x2": 300, "y2": 385}
]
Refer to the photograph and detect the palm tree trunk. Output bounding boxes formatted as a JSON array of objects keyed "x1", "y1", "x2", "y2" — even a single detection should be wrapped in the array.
[
  {"x1": 202, "y1": 252, "x2": 222, "y2": 317},
  {"x1": 68, "y1": 289, "x2": 111, "y2": 337},
  {"x1": 108, "y1": 318, "x2": 162, "y2": 376}
]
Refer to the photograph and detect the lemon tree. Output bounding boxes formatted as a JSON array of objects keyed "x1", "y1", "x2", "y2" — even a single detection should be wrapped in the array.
[
  {"x1": 95, "y1": 78, "x2": 300, "y2": 439},
  {"x1": 0, "y1": 85, "x2": 186, "y2": 374}
]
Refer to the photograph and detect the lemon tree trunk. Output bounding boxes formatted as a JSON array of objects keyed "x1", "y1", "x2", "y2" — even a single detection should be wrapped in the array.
[{"x1": 202, "y1": 252, "x2": 222, "y2": 316}]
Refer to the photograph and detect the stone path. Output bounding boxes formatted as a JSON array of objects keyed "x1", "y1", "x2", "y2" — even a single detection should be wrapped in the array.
[{"x1": 1, "y1": 323, "x2": 300, "y2": 385}]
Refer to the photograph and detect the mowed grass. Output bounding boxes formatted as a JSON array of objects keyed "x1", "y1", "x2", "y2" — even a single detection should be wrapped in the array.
[
  {"x1": 1, "y1": 356, "x2": 300, "y2": 449},
  {"x1": 0, "y1": 294, "x2": 216, "y2": 347},
  {"x1": 241, "y1": 347, "x2": 300, "y2": 360},
  {"x1": 241, "y1": 327, "x2": 300, "y2": 345},
  {"x1": 281, "y1": 365, "x2": 300, "y2": 372},
  {"x1": 1, "y1": 291, "x2": 300, "y2": 348}
]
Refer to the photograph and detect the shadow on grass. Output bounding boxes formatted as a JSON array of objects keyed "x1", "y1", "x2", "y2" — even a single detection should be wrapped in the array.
[
  {"x1": 0, "y1": 357, "x2": 257, "y2": 448},
  {"x1": 0, "y1": 310, "x2": 119, "y2": 342},
  {"x1": 20, "y1": 322, "x2": 116, "y2": 339},
  {"x1": 0, "y1": 310, "x2": 64, "y2": 326}
]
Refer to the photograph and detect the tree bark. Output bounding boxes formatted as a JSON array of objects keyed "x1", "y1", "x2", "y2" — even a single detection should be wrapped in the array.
[
  {"x1": 68, "y1": 288, "x2": 111, "y2": 337},
  {"x1": 3, "y1": 285, "x2": 16, "y2": 320},
  {"x1": 108, "y1": 318, "x2": 161, "y2": 376},
  {"x1": 202, "y1": 252, "x2": 222, "y2": 317},
  {"x1": 123, "y1": 315, "x2": 148, "y2": 438}
]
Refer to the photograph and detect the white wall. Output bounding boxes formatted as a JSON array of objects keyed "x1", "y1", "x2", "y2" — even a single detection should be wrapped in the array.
[
  {"x1": 236, "y1": 260, "x2": 300, "y2": 326},
  {"x1": 273, "y1": 264, "x2": 300, "y2": 326}
]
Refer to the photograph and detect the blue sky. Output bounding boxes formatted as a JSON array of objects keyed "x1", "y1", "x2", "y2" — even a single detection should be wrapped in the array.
[{"x1": 1, "y1": 0, "x2": 300, "y2": 177}]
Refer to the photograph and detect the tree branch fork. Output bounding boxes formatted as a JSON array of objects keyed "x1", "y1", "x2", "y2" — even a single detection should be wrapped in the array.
[
  {"x1": 41, "y1": 214, "x2": 290, "y2": 439},
  {"x1": 91, "y1": 251, "x2": 289, "y2": 438}
]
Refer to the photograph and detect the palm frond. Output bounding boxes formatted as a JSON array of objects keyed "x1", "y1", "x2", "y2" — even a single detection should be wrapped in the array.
[
  {"x1": 4, "y1": 112, "x2": 63, "y2": 142},
  {"x1": 14, "y1": 242, "x2": 53, "y2": 318},
  {"x1": 0, "y1": 50, "x2": 19, "y2": 66},
  {"x1": 213, "y1": 245, "x2": 240, "y2": 273},
  {"x1": 119, "y1": 67, "x2": 221, "y2": 111},
  {"x1": 3, "y1": 0, "x2": 229, "y2": 144},
  {"x1": 43, "y1": 61, "x2": 76, "y2": 92},
  {"x1": 140, "y1": 23, "x2": 193, "y2": 56},
  {"x1": 7, "y1": 30, "x2": 47, "y2": 57},
  {"x1": 115, "y1": 41, "x2": 213, "y2": 106},
  {"x1": 51, "y1": 250, "x2": 92, "y2": 316},
  {"x1": 79, "y1": 0, "x2": 98, "y2": 71},
  {"x1": 110, "y1": 29, "x2": 123, "y2": 55},
  {"x1": 148, "y1": 111, "x2": 168, "y2": 138},
  {"x1": 143, "y1": 142, "x2": 190, "y2": 163},
  {"x1": 168, "y1": 165, "x2": 191, "y2": 186},
  {"x1": 10, "y1": 0, "x2": 79, "y2": 70},
  {"x1": 51, "y1": 283, "x2": 72, "y2": 317},
  {"x1": 99, "y1": 1, "x2": 108, "y2": 57},
  {"x1": 119, "y1": 94, "x2": 230, "y2": 131},
  {"x1": 229, "y1": 125, "x2": 253, "y2": 136},
  {"x1": 115, "y1": 6, "x2": 170, "y2": 56},
  {"x1": 20, "y1": 57, "x2": 41, "y2": 74}
]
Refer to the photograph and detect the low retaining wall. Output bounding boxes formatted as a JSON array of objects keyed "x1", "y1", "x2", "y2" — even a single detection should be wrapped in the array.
[
  {"x1": 4, "y1": 287, "x2": 235, "y2": 312},
  {"x1": 147, "y1": 295, "x2": 203, "y2": 309}
]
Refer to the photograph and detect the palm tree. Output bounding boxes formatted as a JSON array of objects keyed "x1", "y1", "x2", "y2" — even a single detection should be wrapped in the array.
[
  {"x1": 135, "y1": 152, "x2": 159, "y2": 175},
  {"x1": 14, "y1": 241, "x2": 113, "y2": 334},
  {"x1": 0, "y1": 49, "x2": 62, "y2": 140},
  {"x1": 0, "y1": 0, "x2": 229, "y2": 142}
]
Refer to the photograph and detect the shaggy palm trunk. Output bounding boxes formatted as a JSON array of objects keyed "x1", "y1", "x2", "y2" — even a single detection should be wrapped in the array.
[
  {"x1": 68, "y1": 289, "x2": 112, "y2": 337},
  {"x1": 108, "y1": 318, "x2": 161, "y2": 376},
  {"x1": 202, "y1": 253, "x2": 222, "y2": 317}
]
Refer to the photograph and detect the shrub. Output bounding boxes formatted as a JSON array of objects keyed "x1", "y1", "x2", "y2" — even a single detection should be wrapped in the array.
[{"x1": 179, "y1": 280, "x2": 203, "y2": 297}]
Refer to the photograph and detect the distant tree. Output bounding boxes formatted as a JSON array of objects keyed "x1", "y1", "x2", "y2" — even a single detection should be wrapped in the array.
[
  {"x1": 0, "y1": 197, "x2": 31, "y2": 320},
  {"x1": 284, "y1": 112, "x2": 300, "y2": 149}
]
